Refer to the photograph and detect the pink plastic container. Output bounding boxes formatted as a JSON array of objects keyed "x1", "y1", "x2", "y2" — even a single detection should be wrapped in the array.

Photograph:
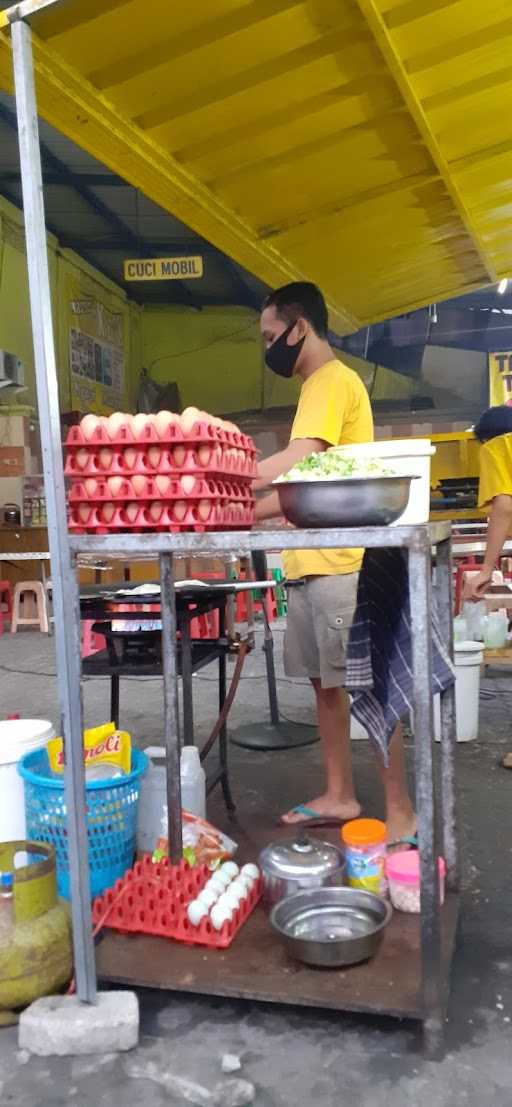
[{"x1": 385, "y1": 850, "x2": 446, "y2": 913}]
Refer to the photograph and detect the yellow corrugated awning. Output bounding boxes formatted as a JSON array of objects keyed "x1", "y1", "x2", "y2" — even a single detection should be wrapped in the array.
[{"x1": 0, "y1": 0, "x2": 510, "y2": 333}]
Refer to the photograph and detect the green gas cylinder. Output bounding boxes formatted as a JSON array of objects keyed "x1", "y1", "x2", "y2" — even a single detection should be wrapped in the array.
[{"x1": 0, "y1": 841, "x2": 72, "y2": 1026}]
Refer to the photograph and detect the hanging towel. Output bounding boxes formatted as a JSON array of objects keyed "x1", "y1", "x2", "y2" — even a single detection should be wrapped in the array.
[{"x1": 346, "y1": 548, "x2": 455, "y2": 762}]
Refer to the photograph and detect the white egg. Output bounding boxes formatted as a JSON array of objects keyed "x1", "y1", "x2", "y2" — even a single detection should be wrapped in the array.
[
  {"x1": 131, "y1": 474, "x2": 147, "y2": 495},
  {"x1": 155, "y1": 475, "x2": 172, "y2": 496},
  {"x1": 98, "y1": 447, "x2": 113, "y2": 471},
  {"x1": 75, "y1": 448, "x2": 89, "y2": 470},
  {"x1": 220, "y1": 862, "x2": 239, "y2": 880},
  {"x1": 132, "y1": 412, "x2": 151, "y2": 439},
  {"x1": 197, "y1": 887, "x2": 218, "y2": 909},
  {"x1": 214, "y1": 868, "x2": 232, "y2": 888},
  {"x1": 230, "y1": 878, "x2": 249, "y2": 899},
  {"x1": 187, "y1": 900, "x2": 208, "y2": 927},
  {"x1": 107, "y1": 412, "x2": 128, "y2": 439},
  {"x1": 240, "y1": 863, "x2": 259, "y2": 882},
  {"x1": 147, "y1": 445, "x2": 162, "y2": 469},
  {"x1": 206, "y1": 875, "x2": 226, "y2": 895},
  {"x1": 210, "y1": 902, "x2": 232, "y2": 931},
  {"x1": 180, "y1": 475, "x2": 196, "y2": 495},
  {"x1": 221, "y1": 888, "x2": 242, "y2": 911}
]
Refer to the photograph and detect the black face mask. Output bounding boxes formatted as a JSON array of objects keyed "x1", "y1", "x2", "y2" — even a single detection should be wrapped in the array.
[{"x1": 264, "y1": 322, "x2": 306, "y2": 378}]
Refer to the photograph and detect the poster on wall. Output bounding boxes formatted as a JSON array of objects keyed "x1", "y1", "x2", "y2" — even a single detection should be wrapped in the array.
[
  {"x1": 68, "y1": 294, "x2": 125, "y2": 414},
  {"x1": 488, "y1": 351, "x2": 512, "y2": 406}
]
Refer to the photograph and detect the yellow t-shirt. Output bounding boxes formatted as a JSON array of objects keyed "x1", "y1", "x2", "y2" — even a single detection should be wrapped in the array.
[
  {"x1": 283, "y1": 359, "x2": 374, "y2": 580},
  {"x1": 478, "y1": 433, "x2": 512, "y2": 507}
]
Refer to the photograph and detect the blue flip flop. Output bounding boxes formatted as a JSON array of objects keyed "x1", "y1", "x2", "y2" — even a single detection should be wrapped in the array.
[{"x1": 280, "y1": 804, "x2": 338, "y2": 826}]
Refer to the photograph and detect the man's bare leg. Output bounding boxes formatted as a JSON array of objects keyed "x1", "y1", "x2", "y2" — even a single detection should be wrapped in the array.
[
  {"x1": 378, "y1": 722, "x2": 416, "y2": 843},
  {"x1": 281, "y1": 679, "x2": 361, "y2": 824}
]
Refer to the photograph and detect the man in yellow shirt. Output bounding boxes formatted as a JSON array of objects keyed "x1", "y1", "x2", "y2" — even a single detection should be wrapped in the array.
[
  {"x1": 255, "y1": 282, "x2": 415, "y2": 839},
  {"x1": 465, "y1": 405, "x2": 512, "y2": 601}
]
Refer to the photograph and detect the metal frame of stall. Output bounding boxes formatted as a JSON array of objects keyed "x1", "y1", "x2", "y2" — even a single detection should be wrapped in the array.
[{"x1": 8, "y1": 10, "x2": 458, "y2": 1055}]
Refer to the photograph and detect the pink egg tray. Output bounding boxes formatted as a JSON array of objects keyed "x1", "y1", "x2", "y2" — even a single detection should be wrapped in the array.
[
  {"x1": 64, "y1": 444, "x2": 256, "y2": 481},
  {"x1": 68, "y1": 500, "x2": 254, "y2": 534},
  {"x1": 92, "y1": 855, "x2": 262, "y2": 949},
  {"x1": 66, "y1": 418, "x2": 255, "y2": 450}
]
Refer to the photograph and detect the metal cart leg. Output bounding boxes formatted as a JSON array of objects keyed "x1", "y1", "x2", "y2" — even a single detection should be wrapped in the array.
[
  {"x1": 11, "y1": 18, "x2": 96, "y2": 1003},
  {"x1": 160, "y1": 554, "x2": 183, "y2": 864},
  {"x1": 409, "y1": 536, "x2": 443, "y2": 1057},
  {"x1": 436, "y1": 536, "x2": 459, "y2": 891},
  {"x1": 110, "y1": 674, "x2": 120, "y2": 729},
  {"x1": 218, "y1": 599, "x2": 236, "y2": 814}
]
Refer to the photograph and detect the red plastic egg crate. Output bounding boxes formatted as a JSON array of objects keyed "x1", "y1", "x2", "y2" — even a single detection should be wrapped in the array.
[
  {"x1": 92, "y1": 855, "x2": 261, "y2": 949},
  {"x1": 65, "y1": 418, "x2": 256, "y2": 534}
]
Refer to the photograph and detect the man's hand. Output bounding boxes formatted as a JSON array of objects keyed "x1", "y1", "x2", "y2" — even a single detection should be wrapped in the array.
[{"x1": 463, "y1": 569, "x2": 493, "y2": 603}]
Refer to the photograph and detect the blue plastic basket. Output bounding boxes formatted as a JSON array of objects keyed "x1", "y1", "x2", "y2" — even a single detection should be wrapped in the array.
[{"x1": 18, "y1": 747, "x2": 148, "y2": 899}]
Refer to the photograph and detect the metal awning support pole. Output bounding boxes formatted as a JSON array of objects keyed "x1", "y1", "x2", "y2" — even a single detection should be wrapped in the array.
[{"x1": 10, "y1": 16, "x2": 96, "y2": 1002}]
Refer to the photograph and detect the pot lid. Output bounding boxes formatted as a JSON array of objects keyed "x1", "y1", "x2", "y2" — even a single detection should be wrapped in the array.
[{"x1": 259, "y1": 834, "x2": 342, "y2": 879}]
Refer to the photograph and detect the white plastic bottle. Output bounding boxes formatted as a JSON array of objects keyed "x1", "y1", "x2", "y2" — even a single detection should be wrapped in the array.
[{"x1": 180, "y1": 746, "x2": 206, "y2": 819}]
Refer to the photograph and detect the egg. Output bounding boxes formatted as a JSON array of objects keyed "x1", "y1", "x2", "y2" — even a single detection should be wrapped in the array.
[
  {"x1": 155, "y1": 475, "x2": 172, "y2": 496},
  {"x1": 221, "y1": 888, "x2": 242, "y2": 911},
  {"x1": 147, "y1": 445, "x2": 162, "y2": 469},
  {"x1": 197, "y1": 499, "x2": 211, "y2": 522},
  {"x1": 123, "y1": 447, "x2": 137, "y2": 470},
  {"x1": 220, "y1": 862, "x2": 239, "y2": 881},
  {"x1": 131, "y1": 474, "x2": 147, "y2": 495},
  {"x1": 197, "y1": 887, "x2": 218, "y2": 909},
  {"x1": 240, "y1": 863, "x2": 259, "y2": 882},
  {"x1": 214, "y1": 868, "x2": 232, "y2": 889},
  {"x1": 210, "y1": 902, "x2": 232, "y2": 931},
  {"x1": 155, "y1": 411, "x2": 176, "y2": 438},
  {"x1": 187, "y1": 900, "x2": 208, "y2": 927},
  {"x1": 80, "y1": 413, "x2": 101, "y2": 440},
  {"x1": 172, "y1": 500, "x2": 187, "y2": 522},
  {"x1": 149, "y1": 501, "x2": 163, "y2": 522},
  {"x1": 197, "y1": 445, "x2": 211, "y2": 467},
  {"x1": 230, "y1": 878, "x2": 249, "y2": 898},
  {"x1": 75, "y1": 448, "x2": 89, "y2": 470},
  {"x1": 181, "y1": 406, "x2": 200, "y2": 434},
  {"x1": 77, "y1": 503, "x2": 90, "y2": 522},
  {"x1": 180, "y1": 475, "x2": 196, "y2": 495},
  {"x1": 107, "y1": 412, "x2": 128, "y2": 439},
  {"x1": 173, "y1": 445, "x2": 186, "y2": 468},
  {"x1": 206, "y1": 874, "x2": 226, "y2": 895},
  {"x1": 132, "y1": 413, "x2": 151, "y2": 439},
  {"x1": 102, "y1": 502, "x2": 116, "y2": 523},
  {"x1": 107, "y1": 476, "x2": 124, "y2": 496},
  {"x1": 125, "y1": 502, "x2": 139, "y2": 522},
  {"x1": 83, "y1": 478, "x2": 98, "y2": 497},
  {"x1": 98, "y1": 447, "x2": 113, "y2": 471}
]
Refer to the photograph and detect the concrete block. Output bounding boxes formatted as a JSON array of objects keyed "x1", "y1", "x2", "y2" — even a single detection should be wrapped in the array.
[{"x1": 18, "y1": 992, "x2": 139, "y2": 1057}]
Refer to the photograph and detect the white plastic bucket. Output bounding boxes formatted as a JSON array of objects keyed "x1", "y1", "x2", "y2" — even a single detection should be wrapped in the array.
[
  {"x1": 434, "y1": 641, "x2": 483, "y2": 743},
  {"x1": 332, "y1": 439, "x2": 435, "y2": 525},
  {"x1": 0, "y1": 719, "x2": 54, "y2": 841}
]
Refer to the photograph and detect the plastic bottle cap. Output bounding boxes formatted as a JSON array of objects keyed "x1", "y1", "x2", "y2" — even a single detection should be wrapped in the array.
[
  {"x1": 0, "y1": 871, "x2": 13, "y2": 889},
  {"x1": 341, "y1": 818, "x2": 386, "y2": 847},
  {"x1": 385, "y1": 850, "x2": 446, "y2": 886}
]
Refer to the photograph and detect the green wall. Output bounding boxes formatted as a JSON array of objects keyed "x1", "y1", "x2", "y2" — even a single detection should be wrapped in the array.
[{"x1": 0, "y1": 190, "x2": 416, "y2": 419}]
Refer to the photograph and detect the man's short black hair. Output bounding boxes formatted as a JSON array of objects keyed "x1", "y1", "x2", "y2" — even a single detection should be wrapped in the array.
[
  {"x1": 474, "y1": 405, "x2": 512, "y2": 443},
  {"x1": 262, "y1": 281, "x2": 329, "y2": 339}
]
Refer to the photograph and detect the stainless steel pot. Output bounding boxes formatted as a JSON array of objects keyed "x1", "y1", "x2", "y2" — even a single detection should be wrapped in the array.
[{"x1": 259, "y1": 831, "x2": 345, "y2": 907}]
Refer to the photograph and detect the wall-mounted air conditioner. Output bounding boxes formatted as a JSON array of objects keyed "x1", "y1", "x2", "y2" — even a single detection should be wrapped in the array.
[{"x1": 0, "y1": 351, "x2": 25, "y2": 389}]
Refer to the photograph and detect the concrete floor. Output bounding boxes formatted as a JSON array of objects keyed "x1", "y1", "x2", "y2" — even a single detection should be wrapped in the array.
[{"x1": 1, "y1": 625, "x2": 512, "y2": 1105}]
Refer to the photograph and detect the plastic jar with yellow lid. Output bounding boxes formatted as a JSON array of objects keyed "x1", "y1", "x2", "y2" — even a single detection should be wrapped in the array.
[{"x1": 341, "y1": 818, "x2": 387, "y2": 896}]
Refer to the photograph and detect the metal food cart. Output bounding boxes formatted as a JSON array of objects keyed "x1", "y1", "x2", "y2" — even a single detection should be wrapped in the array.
[{"x1": 5, "y1": 3, "x2": 458, "y2": 1056}]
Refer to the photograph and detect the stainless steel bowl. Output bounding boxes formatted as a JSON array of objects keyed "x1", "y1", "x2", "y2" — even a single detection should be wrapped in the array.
[
  {"x1": 275, "y1": 475, "x2": 416, "y2": 528},
  {"x1": 270, "y1": 886, "x2": 392, "y2": 968}
]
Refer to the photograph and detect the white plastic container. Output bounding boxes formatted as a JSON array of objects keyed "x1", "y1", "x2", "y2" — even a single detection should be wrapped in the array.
[
  {"x1": 0, "y1": 719, "x2": 54, "y2": 842},
  {"x1": 180, "y1": 746, "x2": 206, "y2": 819},
  {"x1": 434, "y1": 640, "x2": 484, "y2": 743},
  {"x1": 137, "y1": 744, "x2": 206, "y2": 853},
  {"x1": 332, "y1": 439, "x2": 435, "y2": 525}
]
